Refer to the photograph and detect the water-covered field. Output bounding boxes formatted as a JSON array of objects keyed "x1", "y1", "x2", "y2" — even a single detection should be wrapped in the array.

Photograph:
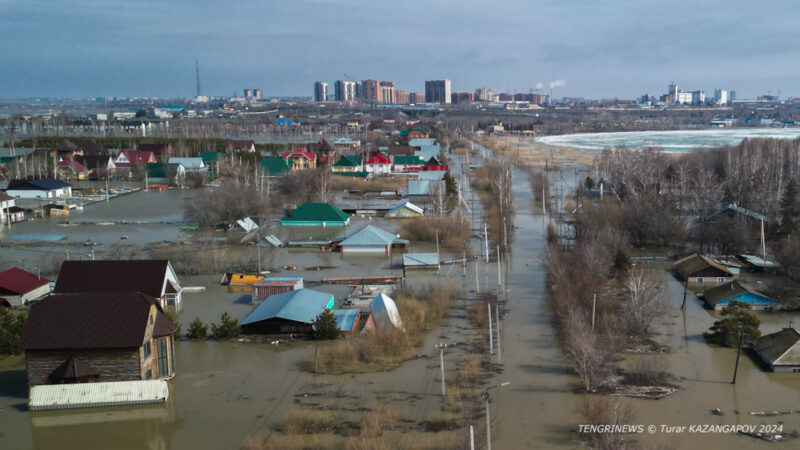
[{"x1": 538, "y1": 128, "x2": 800, "y2": 152}]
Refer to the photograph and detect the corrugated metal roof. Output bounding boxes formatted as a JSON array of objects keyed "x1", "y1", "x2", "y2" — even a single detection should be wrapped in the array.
[
  {"x1": 417, "y1": 171, "x2": 445, "y2": 181},
  {"x1": 282, "y1": 203, "x2": 350, "y2": 223},
  {"x1": 409, "y1": 138, "x2": 436, "y2": 147},
  {"x1": 339, "y1": 225, "x2": 407, "y2": 247},
  {"x1": 240, "y1": 288, "x2": 333, "y2": 326},
  {"x1": 408, "y1": 180, "x2": 434, "y2": 196},
  {"x1": 752, "y1": 328, "x2": 800, "y2": 364},
  {"x1": 264, "y1": 234, "x2": 283, "y2": 247},
  {"x1": 253, "y1": 277, "x2": 303, "y2": 287},
  {"x1": 675, "y1": 254, "x2": 733, "y2": 277},
  {"x1": 333, "y1": 309, "x2": 359, "y2": 331},
  {"x1": 703, "y1": 281, "x2": 778, "y2": 306},
  {"x1": 369, "y1": 293, "x2": 403, "y2": 331},
  {"x1": 385, "y1": 201, "x2": 424, "y2": 217},
  {"x1": 0, "y1": 267, "x2": 49, "y2": 296},
  {"x1": 403, "y1": 253, "x2": 440, "y2": 267},
  {"x1": 29, "y1": 380, "x2": 169, "y2": 411},
  {"x1": 168, "y1": 157, "x2": 205, "y2": 169}
]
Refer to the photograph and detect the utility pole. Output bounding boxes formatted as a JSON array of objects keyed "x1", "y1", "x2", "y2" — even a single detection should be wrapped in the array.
[
  {"x1": 435, "y1": 228, "x2": 440, "y2": 256},
  {"x1": 732, "y1": 328, "x2": 744, "y2": 384},
  {"x1": 761, "y1": 219, "x2": 766, "y2": 264},
  {"x1": 681, "y1": 280, "x2": 688, "y2": 311},
  {"x1": 438, "y1": 343, "x2": 447, "y2": 396},
  {"x1": 485, "y1": 390, "x2": 492, "y2": 450},
  {"x1": 497, "y1": 245, "x2": 501, "y2": 286},
  {"x1": 484, "y1": 221, "x2": 489, "y2": 262},
  {"x1": 475, "y1": 259, "x2": 480, "y2": 293},
  {"x1": 470, "y1": 425, "x2": 475, "y2": 450},
  {"x1": 488, "y1": 303, "x2": 494, "y2": 355},
  {"x1": 496, "y1": 303, "x2": 501, "y2": 364},
  {"x1": 591, "y1": 293, "x2": 597, "y2": 333}
]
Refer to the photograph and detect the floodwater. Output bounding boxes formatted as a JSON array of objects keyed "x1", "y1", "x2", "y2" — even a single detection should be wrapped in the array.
[{"x1": 538, "y1": 127, "x2": 800, "y2": 152}]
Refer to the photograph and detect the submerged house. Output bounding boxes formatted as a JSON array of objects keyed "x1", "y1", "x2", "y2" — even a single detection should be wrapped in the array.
[
  {"x1": 0, "y1": 191, "x2": 25, "y2": 224},
  {"x1": 751, "y1": 328, "x2": 800, "y2": 372},
  {"x1": 54, "y1": 260, "x2": 182, "y2": 308},
  {"x1": 168, "y1": 157, "x2": 206, "y2": 172},
  {"x1": 19, "y1": 292, "x2": 177, "y2": 386},
  {"x1": 281, "y1": 203, "x2": 350, "y2": 227},
  {"x1": 385, "y1": 201, "x2": 424, "y2": 218},
  {"x1": 337, "y1": 224, "x2": 408, "y2": 255},
  {"x1": 702, "y1": 281, "x2": 781, "y2": 311},
  {"x1": 675, "y1": 254, "x2": 735, "y2": 284},
  {"x1": 0, "y1": 267, "x2": 51, "y2": 307},
  {"x1": 6, "y1": 178, "x2": 73, "y2": 199},
  {"x1": 403, "y1": 253, "x2": 440, "y2": 272},
  {"x1": 240, "y1": 288, "x2": 334, "y2": 335},
  {"x1": 252, "y1": 277, "x2": 303, "y2": 303}
]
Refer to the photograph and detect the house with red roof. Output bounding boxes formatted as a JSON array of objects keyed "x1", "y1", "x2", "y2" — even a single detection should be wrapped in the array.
[
  {"x1": 114, "y1": 151, "x2": 157, "y2": 169},
  {"x1": 423, "y1": 156, "x2": 449, "y2": 172},
  {"x1": 365, "y1": 153, "x2": 392, "y2": 174},
  {"x1": 0, "y1": 267, "x2": 51, "y2": 307},
  {"x1": 56, "y1": 157, "x2": 89, "y2": 181},
  {"x1": 281, "y1": 148, "x2": 317, "y2": 170}
]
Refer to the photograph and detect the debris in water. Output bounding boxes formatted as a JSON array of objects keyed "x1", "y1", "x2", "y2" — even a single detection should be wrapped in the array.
[
  {"x1": 712, "y1": 408, "x2": 723, "y2": 416},
  {"x1": 749, "y1": 410, "x2": 799, "y2": 417}
]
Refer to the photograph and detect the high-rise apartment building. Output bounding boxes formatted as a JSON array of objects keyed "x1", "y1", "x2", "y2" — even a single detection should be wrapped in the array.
[
  {"x1": 475, "y1": 87, "x2": 493, "y2": 101},
  {"x1": 335, "y1": 80, "x2": 356, "y2": 101},
  {"x1": 410, "y1": 92, "x2": 425, "y2": 104},
  {"x1": 714, "y1": 89, "x2": 729, "y2": 106},
  {"x1": 361, "y1": 79, "x2": 380, "y2": 103},
  {"x1": 395, "y1": 90, "x2": 410, "y2": 104},
  {"x1": 314, "y1": 81, "x2": 328, "y2": 102},
  {"x1": 379, "y1": 81, "x2": 396, "y2": 104},
  {"x1": 425, "y1": 79, "x2": 452, "y2": 104}
]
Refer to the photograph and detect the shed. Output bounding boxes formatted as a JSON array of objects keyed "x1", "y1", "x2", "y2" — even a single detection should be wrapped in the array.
[
  {"x1": 385, "y1": 201, "x2": 424, "y2": 218},
  {"x1": 29, "y1": 380, "x2": 169, "y2": 411},
  {"x1": 240, "y1": 288, "x2": 334, "y2": 335},
  {"x1": 282, "y1": 203, "x2": 350, "y2": 227},
  {"x1": 337, "y1": 225, "x2": 408, "y2": 255},
  {"x1": 252, "y1": 277, "x2": 304, "y2": 303},
  {"x1": 0, "y1": 267, "x2": 51, "y2": 307},
  {"x1": 362, "y1": 293, "x2": 403, "y2": 332},
  {"x1": 403, "y1": 253, "x2": 440, "y2": 272},
  {"x1": 333, "y1": 309, "x2": 361, "y2": 333},
  {"x1": 751, "y1": 328, "x2": 800, "y2": 372},
  {"x1": 702, "y1": 281, "x2": 781, "y2": 311},
  {"x1": 675, "y1": 254, "x2": 734, "y2": 284}
]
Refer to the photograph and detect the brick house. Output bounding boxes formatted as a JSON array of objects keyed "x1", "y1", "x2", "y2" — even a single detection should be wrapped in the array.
[{"x1": 19, "y1": 292, "x2": 177, "y2": 386}]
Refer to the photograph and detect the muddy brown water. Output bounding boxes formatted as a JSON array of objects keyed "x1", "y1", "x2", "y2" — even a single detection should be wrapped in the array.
[{"x1": 3, "y1": 150, "x2": 800, "y2": 448}]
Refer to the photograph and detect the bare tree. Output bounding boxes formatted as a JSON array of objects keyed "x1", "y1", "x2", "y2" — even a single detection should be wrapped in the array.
[{"x1": 623, "y1": 266, "x2": 667, "y2": 336}]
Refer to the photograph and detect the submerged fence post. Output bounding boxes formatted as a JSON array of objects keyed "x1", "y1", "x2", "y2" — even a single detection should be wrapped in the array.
[{"x1": 488, "y1": 303, "x2": 494, "y2": 355}]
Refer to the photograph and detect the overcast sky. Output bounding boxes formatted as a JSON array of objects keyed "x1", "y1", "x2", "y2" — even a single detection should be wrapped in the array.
[{"x1": 0, "y1": 0, "x2": 797, "y2": 99}]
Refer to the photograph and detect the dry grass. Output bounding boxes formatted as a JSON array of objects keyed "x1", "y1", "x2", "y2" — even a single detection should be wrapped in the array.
[
  {"x1": 331, "y1": 175, "x2": 408, "y2": 192},
  {"x1": 397, "y1": 215, "x2": 471, "y2": 252},
  {"x1": 309, "y1": 283, "x2": 461, "y2": 373}
]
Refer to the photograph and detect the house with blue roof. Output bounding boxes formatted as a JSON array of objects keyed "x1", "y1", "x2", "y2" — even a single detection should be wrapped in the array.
[
  {"x1": 337, "y1": 224, "x2": 408, "y2": 255},
  {"x1": 702, "y1": 281, "x2": 782, "y2": 311},
  {"x1": 240, "y1": 288, "x2": 334, "y2": 334}
]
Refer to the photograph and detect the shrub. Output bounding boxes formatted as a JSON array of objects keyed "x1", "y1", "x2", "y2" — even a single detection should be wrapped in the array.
[
  {"x1": 312, "y1": 309, "x2": 340, "y2": 340},
  {"x1": 211, "y1": 312, "x2": 240, "y2": 339},
  {"x1": 0, "y1": 309, "x2": 26, "y2": 356},
  {"x1": 397, "y1": 215, "x2": 471, "y2": 252},
  {"x1": 187, "y1": 317, "x2": 208, "y2": 339}
]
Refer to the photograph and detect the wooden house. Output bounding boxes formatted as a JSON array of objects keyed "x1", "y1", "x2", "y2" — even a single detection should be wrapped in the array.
[
  {"x1": 56, "y1": 157, "x2": 89, "y2": 181},
  {"x1": 0, "y1": 267, "x2": 51, "y2": 307},
  {"x1": 702, "y1": 281, "x2": 781, "y2": 311},
  {"x1": 19, "y1": 292, "x2": 177, "y2": 386},
  {"x1": 675, "y1": 254, "x2": 734, "y2": 284},
  {"x1": 751, "y1": 328, "x2": 800, "y2": 372},
  {"x1": 53, "y1": 260, "x2": 182, "y2": 308}
]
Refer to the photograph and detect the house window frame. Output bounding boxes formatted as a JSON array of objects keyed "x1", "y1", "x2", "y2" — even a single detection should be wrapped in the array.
[
  {"x1": 696, "y1": 277, "x2": 704, "y2": 283},
  {"x1": 717, "y1": 277, "x2": 726, "y2": 284},
  {"x1": 157, "y1": 338, "x2": 170, "y2": 377},
  {"x1": 143, "y1": 341, "x2": 151, "y2": 359}
]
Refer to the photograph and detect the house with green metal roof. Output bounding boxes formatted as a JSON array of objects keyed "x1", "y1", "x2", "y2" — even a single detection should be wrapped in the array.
[
  {"x1": 392, "y1": 155, "x2": 423, "y2": 172},
  {"x1": 147, "y1": 163, "x2": 184, "y2": 183},
  {"x1": 281, "y1": 203, "x2": 350, "y2": 227},
  {"x1": 332, "y1": 155, "x2": 362, "y2": 173},
  {"x1": 240, "y1": 288, "x2": 334, "y2": 335},
  {"x1": 260, "y1": 157, "x2": 293, "y2": 175},
  {"x1": 201, "y1": 151, "x2": 226, "y2": 165}
]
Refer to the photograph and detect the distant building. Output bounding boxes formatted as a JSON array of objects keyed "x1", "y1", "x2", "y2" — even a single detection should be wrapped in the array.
[
  {"x1": 410, "y1": 92, "x2": 425, "y2": 104},
  {"x1": 380, "y1": 81, "x2": 396, "y2": 104},
  {"x1": 335, "y1": 80, "x2": 356, "y2": 101},
  {"x1": 714, "y1": 89, "x2": 729, "y2": 106},
  {"x1": 244, "y1": 88, "x2": 261, "y2": 100},
  {"x1": 361, "y1": 79, "x2": 381, "y2": 103},
  {"x1": 691, "y1": 90, "x2": 705, "y2": 105},
  {"x1": 475, "y1": 87, "x2": 493, "y2": 101},
  {"x1": 451, "y1": 92, "x2": 474, "y2": 104},
  {"x1": 395, "y1": 90, "x2": 411, "y2": 104},
  {"x1": 425, "y1": 79, "x2": 452, "y2": 104},
  {"x1": 314, "y1": 81, "x2": 328, "y2": 102},
  {"x1": 6, "y1": 178, "x2": 72, "y2": 199},
  {"x1": 0, "y1": 267, "x2": 50, "y2": 307}
]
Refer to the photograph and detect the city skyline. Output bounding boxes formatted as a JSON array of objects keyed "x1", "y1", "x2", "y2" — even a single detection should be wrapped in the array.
[{"x1": 1, "y1": 0, "x2": 798, "y2": 99}]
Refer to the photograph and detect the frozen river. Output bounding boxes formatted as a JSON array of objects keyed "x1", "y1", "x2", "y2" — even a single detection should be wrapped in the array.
[{"x1": 538, "y1": 128, "x2": 800, "y2": 152}]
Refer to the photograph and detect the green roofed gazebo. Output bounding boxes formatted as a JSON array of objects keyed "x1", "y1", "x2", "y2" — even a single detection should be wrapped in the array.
[
  {"x1": 240, "y1": 288, "x2": 334, "y2": 335},
  {"x1": 282, "y1": 203, "x2": 350, "y2": 227},
  {"x1": 260, "y1": 157, "x2": 293, "y2": 175}
]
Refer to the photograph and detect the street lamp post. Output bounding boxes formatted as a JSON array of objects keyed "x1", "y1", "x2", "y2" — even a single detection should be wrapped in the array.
[{"x1": 485, "y1": 381, "x2": 510, "y2": 450}]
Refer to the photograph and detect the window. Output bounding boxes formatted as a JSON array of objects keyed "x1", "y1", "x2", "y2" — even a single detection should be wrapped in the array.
[
  {"x1": 143, "y1": 342, "x2": 151, "y2": 358},
  {"x1": 696, "y1": 277, "x2": 704, "y2": 283},
  {"x1": 717, "y1": 277, "x2": 726, "y2": 283},
  {"x1": 157, "y1": 338, "x2": 170, "y2": 377},
  {"x1": 150, "y1": 314, "x2": 154, "y2": 325},
  {"x1": 146, "y1": 369, "x2": 152, "y2": 380}
]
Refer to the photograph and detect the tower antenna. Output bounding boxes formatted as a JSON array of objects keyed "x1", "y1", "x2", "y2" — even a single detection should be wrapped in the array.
[{"x1": 195, "y1": 59, "x2": 201, "y2": 97}]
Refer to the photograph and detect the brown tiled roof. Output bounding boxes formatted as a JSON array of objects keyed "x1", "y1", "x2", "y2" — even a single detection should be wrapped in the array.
[
  {"x1": 19, "y1": 292, "x2": 175, "y2": 350},
  {"x1": 53, "y1": 140, "x2": 81, "y2": 153},
  {"x1": 50, "y1": 356, "x2": 101, "y2": 380},
  {"x1": 0, "y1": 192, "x2": 14, "y2": 202},
  {"x1": 54, "y1": 260, "x2": 174, "y2": 299},
  {"x1": 675, "y1": 254, "x2": 732, "y2": 278},
  {"x1": 153, "y1": 310, "x2": 177, "y2": 338}
]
